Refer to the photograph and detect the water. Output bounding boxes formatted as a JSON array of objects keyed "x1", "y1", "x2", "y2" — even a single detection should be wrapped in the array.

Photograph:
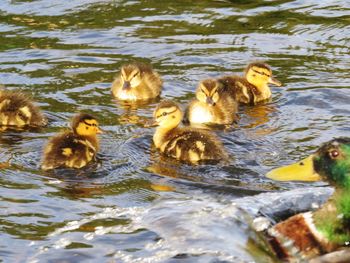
[{"x1": 0, "y1": 0, "x2": 349, "y2": 262}]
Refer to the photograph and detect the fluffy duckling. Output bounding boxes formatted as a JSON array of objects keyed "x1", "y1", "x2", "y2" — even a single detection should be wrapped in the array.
[
  {"x1": 41, "y1": 113, "x2": 102, "y2": 170},
  {"x1": 152, "y1": 100, "x2": 228, "y2": 164},
  {"x1": 218, "y1": 62, "x2": 282, "y2": 104},
  {"x1": 111, "y1": 63, "x2": 162, "y2": 101},
  {"x1": 0, "y1": 90, "x2": 47, "y2": 127},
  {"x1": 185, "y1": 78, "x2": 238, "y2": 126},
  {"x1": 266, "y1": 138, "x2": 350, "y2": 261}
]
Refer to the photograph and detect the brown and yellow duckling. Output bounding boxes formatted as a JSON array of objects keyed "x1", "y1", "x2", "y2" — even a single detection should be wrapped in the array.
[
  {"x1": 266, "y1": 138, "x2": 350, "y2": 261},
  {"x1": 184, "y1": 78, "x2": 238, "y2": 126},
  {"x1": 152, "y1": 100, "x2": 228, "y2": 164},
  {"x1": 41, "y1": 113, "x2": 102, "y2": 170},
  {"x1": 0, "y1": 90, "x2": 47, "y2": 127},
  {"x1": 111, "y1": 63, "x2": 162, "y2": 101},
  {"x1": 218, "y1": 62, "x2": 282, "y2": 104}
]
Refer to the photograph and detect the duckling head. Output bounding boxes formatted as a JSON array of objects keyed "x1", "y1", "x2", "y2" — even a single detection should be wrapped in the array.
[
  {"x1": 120, "y1": 64, "x2": 143, "y2": 90},
  {"x1": 195, "y1": 79, "x2": 221, "y2": 106},
  {"x1": 153, "y1": 100, "x2": 182, "y2": 130},
  {"x1": 245, "y1": 62, "x2": 282, "y2": 90},
  {"x1": 72, "y1": 113, "x2": 102, "y2": 137}
]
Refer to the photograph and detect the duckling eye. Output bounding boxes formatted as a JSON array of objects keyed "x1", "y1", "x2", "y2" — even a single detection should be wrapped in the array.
[
  {"x1": 162, "y1": 112, "x2": 167, "y2": 116},
  {"x1": 329, "y1": 150, "x2": 339, "y2": 159},
  {"x1": 132, "y1": 72, "x2": 139, "y2": 78},
  {"x1": 86, "y1": 126, "x2": 89, "y2": 130}
]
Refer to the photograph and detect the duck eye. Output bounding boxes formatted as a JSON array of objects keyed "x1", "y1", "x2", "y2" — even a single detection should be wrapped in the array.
[
  {"x1": 86, "y1": 126, "x2": 89, "y2": 130},
  {"x1": 162, "y1": 112, "x2": 167, "y2": 116},
  {"x1": 329, "y1": 150, "x2": 339, "y2": 159}
]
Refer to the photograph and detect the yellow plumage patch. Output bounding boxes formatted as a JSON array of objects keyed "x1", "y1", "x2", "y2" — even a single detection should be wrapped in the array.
[
  {"x1": 62, "y1": 148, "x2": 73, "y2": 156},
  {"x1": 196, "y1": 141, "x2": 205, "y2": 152}
]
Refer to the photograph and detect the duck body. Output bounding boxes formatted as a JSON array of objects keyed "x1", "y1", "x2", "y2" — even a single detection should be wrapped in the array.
[
  {"x1": 153, "y1": 100, "x2": 228, "y2": 164},
  {"x1": 111, "y1": 63, "x2": 162, "y2": 101},
  {"x1": 266, "y1": 137, "x2": 350, "y2": 261},
  {"x1": 218, "y1": 62, "x2": 282, "y2": 105},
  {"x1": 41, "y1": 113, "x2": 102, "y2": 170},
  {"x1": 185, "y1": 78, "x2": 238, "y2": 125},
  {"x1": 0, "y1": 90, "x2": 47, "y2": 127}
]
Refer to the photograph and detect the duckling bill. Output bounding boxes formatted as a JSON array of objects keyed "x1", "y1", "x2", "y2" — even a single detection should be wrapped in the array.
[
  {"x1": 218, "y1": 62, "x2": 282, "y2": 104},
  {"x1": 185, "y1": 78, "x2": 238, "y2": 126},
  {"x1": 41, "y1": 113, "x2": 102, "y2": 170},
  {"x1": 266, "y1": 138, "x2": 350, "y2": 261},
  {"x1": 0, "y1": 90, "x2": 47, "y2": 127},
  {"x1": 111, "y1": 63, "x2": 162, "y2": 101},
  {"x1": 152, "y1": 100, "x2": 228, "y2": 164}
]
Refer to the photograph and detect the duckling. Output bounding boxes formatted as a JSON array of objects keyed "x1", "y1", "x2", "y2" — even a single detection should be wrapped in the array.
[
  {"x1": 184, "y1": 78, "x2": 238, "y2": 126},
  {"x1": 218, "y1": 62, "x2": 282, "y2": 104},
  {"x1": 0, "y1": 90, "x2": 47, "y2": 127},
  {"x1": 41, "y1": 113, "x2": 102, "y2": 170},
  {"x1": 111, "y1": 63, "x2": 162, "y2": 101},
  {"x1": 152, "y1": 100, "x2": 228, "y2": 164},
  {"x1": 266, "y1": 137, "x2": 350, "y2": 261}
]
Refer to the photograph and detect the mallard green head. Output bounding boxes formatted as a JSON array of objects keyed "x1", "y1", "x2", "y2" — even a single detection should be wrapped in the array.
[
  {"x1": 267, "y1": 137, "x2": 350, "y2": 188},
  {"x1": 268, "y1": 138, "x2": 350, "y2": 244}
]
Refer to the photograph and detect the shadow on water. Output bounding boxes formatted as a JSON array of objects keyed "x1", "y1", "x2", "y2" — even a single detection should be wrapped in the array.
[{"x1": 0, "y1": 0, "x2": 349, "y2": 261}]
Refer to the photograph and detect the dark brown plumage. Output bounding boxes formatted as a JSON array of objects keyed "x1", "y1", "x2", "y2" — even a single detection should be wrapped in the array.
[
  {"x1": 41, "y1": 113, "x2": 102, "y2": 170},
  {"x1": 0, "y1": 90, "x2": 47, "y2": 127}
]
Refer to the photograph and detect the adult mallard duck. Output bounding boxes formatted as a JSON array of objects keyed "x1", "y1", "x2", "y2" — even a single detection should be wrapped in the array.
[
  {"x1": 184, "y1": 78, "x2": 238, "y2": 126},
  {"x1": 218, "y1": 62, "x2": 282, "y2": 104},
  {"x1": 152, "y1": 100, "x2": 228, "y2": 164},
  {"x1": 0, "y1": 90, "x2": 47, "y2": 127},
  {"x1": 41, "y1": 113, "x2": 102, "y2": 170},
  {"x1": 266, "y1": 137, "x2": 350, "y2": 261},
  {"x1": 111, "y1": 62, "x2": 162, "y2": 101}
]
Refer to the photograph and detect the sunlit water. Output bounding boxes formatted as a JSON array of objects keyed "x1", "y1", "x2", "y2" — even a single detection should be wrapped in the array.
[{"x1": 0, "y1": 0, "x2": 349, "y2": 262}]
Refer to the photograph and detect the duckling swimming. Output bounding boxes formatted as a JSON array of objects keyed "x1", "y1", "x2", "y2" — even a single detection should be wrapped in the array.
[
  {"x1": 266, "y1": 137, "x2": 350, "y2": 260},
  {"x1": 0, "y1": 90, "x2": 47, "y2": 127},
  {"x1": 218, "y1": 62, "x2": 282, "y2": 104},
  {"x1": 152, "y1": 100, "x2": 228, "y2": 164},
  {"x1": 111, "y1": 63, "x2": 162, "y2": 101},
  {"x1": 41, "y1": 113, "x2": 102, "y2": 170},
  {"x1": 185, "y1": 78, "x2": 238, "y2": 126}
]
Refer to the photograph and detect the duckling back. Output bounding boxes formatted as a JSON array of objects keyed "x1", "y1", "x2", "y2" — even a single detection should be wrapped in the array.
[
  {"x1": 41, "y1": 131, "x2": 98, "y2": 170},
  {"x1": 111, "y1": 63, "x2": 162, "y2": 101},
  {"x1": 185, "y1": 78, "x2": 238, "y2": 125},
  {"x1": 0, "y1": 90, "x2": 47, "y2": 127},
  {"x1": 160, "y1": 127, "x2": 228, "y2": 163},
  {"x1": 218, "y1": 75, "x2": 259, "y2": 105}
]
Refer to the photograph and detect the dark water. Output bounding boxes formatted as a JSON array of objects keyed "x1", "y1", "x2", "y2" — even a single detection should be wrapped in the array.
[{"x1": 0, "y1": 0, "x2": 349, "y2": 262}]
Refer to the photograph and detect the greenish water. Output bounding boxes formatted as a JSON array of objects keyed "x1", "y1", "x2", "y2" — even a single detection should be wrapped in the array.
[{"x1": 0, "y1": 0, "x2": 349, "y2": 262}]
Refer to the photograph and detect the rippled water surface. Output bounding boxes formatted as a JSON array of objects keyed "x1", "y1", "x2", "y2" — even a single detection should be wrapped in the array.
[{"x1": 0, "y1": 0, "x2": 349, "y2": 262}]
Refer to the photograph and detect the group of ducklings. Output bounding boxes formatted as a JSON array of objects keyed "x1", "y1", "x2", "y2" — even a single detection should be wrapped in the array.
[
  {"x1": 2, "y1": 62, "x2": 350, "y2": 261},
  {"x1": 115, "y1": 61, "x2": 282, "y2": 164},
  {"x1": 0, "y1": 61, "x2": 282, "y2": 169}
]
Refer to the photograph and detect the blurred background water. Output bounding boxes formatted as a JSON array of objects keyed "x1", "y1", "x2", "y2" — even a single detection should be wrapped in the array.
[{"x1": 0, "y1": 0, "x2": 349, "y2": 262}]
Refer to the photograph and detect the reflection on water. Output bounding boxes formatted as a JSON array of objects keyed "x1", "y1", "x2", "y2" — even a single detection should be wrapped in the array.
[{"x1": 0, "y1": 0, "x2": 349, "y2": 261}]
